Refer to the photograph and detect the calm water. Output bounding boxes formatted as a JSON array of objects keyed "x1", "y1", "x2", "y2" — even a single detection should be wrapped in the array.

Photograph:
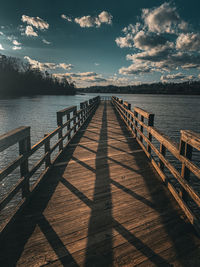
[
  {"x1": 0, "y1": 93, "x2": 200, "y2": 217},
  {"x1": 1, "y1": 94, "x2": 200, "y2": 143}
]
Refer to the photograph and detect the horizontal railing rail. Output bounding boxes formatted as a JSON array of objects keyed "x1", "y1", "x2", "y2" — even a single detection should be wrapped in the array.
[
  {"x1": 0, "y1": 96, "x2": 100, "y2": 235},
  {"x1": 112, "y1": 96, "x2": 200, "y2": 234}
]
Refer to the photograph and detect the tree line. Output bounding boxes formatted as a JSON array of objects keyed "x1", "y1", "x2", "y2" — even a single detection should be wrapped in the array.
[
  {"x1": 0, "y1": 54, "x2": 76, "y2": 97},
  {"x1": 80, "y1": 81, "x2": 200, "y2": 95}
]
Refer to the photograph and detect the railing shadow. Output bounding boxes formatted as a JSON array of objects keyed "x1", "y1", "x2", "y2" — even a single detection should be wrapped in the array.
[
  {"x1": 0, "y1": 109, "x2": 97, "y2": 267},
  {"x1": 112, "y1": 102, "x2": 198, "y2": 266},
  {"x1": 1, "y1": 101, "x2": 196, "y2": 266},
  {"x1": 84, "y1": 102, "x2": 113, "y2": 266},
  {"x1": 59, "y1": 102, "x2": 170, "y2": 266}
]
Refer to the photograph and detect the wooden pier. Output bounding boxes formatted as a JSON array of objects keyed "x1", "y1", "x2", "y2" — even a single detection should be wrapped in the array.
[{"x1": 0, "y1": 96, "x2": 200, "y2": 266}]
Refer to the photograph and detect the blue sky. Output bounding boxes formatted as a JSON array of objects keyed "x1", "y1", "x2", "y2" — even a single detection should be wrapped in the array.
[{"x1": 0, "y1": 0, "x2": 200, "y2": 87}]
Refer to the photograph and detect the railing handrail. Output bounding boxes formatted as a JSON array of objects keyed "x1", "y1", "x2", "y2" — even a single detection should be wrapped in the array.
[
  {"x1": 112, "y1": 96, "x2": 200, "y2": 235},
  {"x1": 0, "y1": 96, "x2": 100, "y2": 235},
  {"x1": 0, "y1": 126, "x2": 30, "y2": 152},
  {"x1": 180, "y1": 130, "x2": 200, "y2": 151}
]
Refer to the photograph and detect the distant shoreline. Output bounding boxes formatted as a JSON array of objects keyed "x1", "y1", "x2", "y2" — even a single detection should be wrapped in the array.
[
  {"x1": 77, "y1": 81, "x2": 200, "y2": 95},
  {"x1": 77, "y1": 91, "x2": 200, "y2": 95}
]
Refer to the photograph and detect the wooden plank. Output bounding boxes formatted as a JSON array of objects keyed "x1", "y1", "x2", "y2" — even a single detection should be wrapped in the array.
[{"x1": 0, "y1": 100, "x2": 200, "y2": 267}]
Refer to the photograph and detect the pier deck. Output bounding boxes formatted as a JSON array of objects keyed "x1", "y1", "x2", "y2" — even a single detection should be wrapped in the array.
[{"x1": 0, "y1": 101, "x2": 200, "y2": 266}]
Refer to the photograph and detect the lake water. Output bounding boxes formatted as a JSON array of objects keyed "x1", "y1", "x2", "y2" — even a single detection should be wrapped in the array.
[
  {"x1": 1, "y1": 94, "x2": 200, "y2": 143},
  {"x1": 0, "y1": 93, "x2": 200, "y2": 219}
]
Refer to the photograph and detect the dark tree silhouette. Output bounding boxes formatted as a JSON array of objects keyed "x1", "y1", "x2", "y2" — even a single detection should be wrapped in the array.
[
  {"x1": 79, "y1": 81, "x2": 200, "y2": 95},
  {"x1": 0, "y1": 54, "x2": 76, "y2": 97}
]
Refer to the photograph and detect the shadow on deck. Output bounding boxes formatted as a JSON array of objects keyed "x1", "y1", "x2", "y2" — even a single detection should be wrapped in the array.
[{"x1": 0, "y1": 102, "x2": 199, "y2": 267}]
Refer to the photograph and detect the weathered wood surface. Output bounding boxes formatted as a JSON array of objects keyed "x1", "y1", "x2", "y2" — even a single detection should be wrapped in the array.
[
  {"x1": 112, "y1": 96, "x2": 200, "y2": 234},
  {"x1": 0, "y1": 101, "x2": 200, "y2": 266}
]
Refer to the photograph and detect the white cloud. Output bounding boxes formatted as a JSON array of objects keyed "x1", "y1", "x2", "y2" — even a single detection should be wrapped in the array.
[
  {"x1": 53, "y1": 71, "x2": 145, "y2": 87},
  {"x1": 7, "y1": 35, "x2": 15, "y2": 41},
  {"x1": 116, "y1": 2, "x2": 200, "y2": 78},
  {"x1": 42, "y1": 39, "x2": 51, "y2": 45},
  {"x1": 161, "y1": 72, "x2": 197, "y2": 82},
  {"x1": 12, "y1": 46, "x2": 22, "y2": 50},
  {"x1": 61, "y1": 14, "x2": 72, "y2": 22},
  {"x1": 65, "y1": 72, "x2": 98, "y2": 78},
  {"x1": 0, "y1": 44, "x2": 4, "y2": 50},
  {"x1": 74, "y1": 11, "x2": 112, "y2": 28},
  {"x1": 176, "y1": 33, "x2": 200, "y2": 51},
  {"x1": 178, "y1": 21, "x2": 189, "y2": 31},
  {"x1": 22, "y1": 15, "x2": 49, "y2": 30},
  {"x1": 53, "y1": 72, "x2": 107, "y2": 86},
  {"x1": 122, "y1": 23, "x2": 141, "y2": 34},
  {"x1": 95, "y1": 63, "x2": 100, "y2": 66},
  {"x1": 12, "y1": 40, "x2": 21, "y2": 46},
  {"x1": 115, "y1": 34, "x2": 134, "y2": 48},
  {"x1": 133, "y1": 31, "x2": 168, "y2": 50},
  {"x1": 74, "y1": 16, "x2": 96, "y2": 28},
  {"x1": 0, "y1": 32, "x2": 3, "y2": 35},
  {"x1": 25, "y1": 26, "x2": 38, "y2": 37},
  {"x1": 98, "y1": 11, "x2": 112, "y2": 25},
  {"x1": 119, "y1": 63, "x2": 153, "y2": 75},
  {"x1": 58, "y1": 63, "x2": 73, "y2": 70},
  {"x1": 24, "y1": 56, "x2": 73, "y2": 71},
  {"x1": 161, "y1": 72, "x2": 185, "y2": 82},
  {"x1": 142, "y1": 2, "x2": 180, "y2": 33}
]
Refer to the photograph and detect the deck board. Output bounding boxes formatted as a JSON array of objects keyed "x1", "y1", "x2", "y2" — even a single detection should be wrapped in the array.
[{"x1": 0, "y1": 101, "x2": 200, "y2": 266}]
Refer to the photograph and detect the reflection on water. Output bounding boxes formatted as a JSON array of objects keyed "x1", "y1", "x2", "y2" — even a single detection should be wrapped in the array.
[{"x1": 0, "y1": 93, "x2": 200, "y2": 216}]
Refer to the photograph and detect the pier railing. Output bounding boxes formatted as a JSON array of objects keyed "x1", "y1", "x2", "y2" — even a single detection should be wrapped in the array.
[
  {"x1": 0, "y1": 96, "x2": 100, "y2": 234},
  {"x1": 112, "y1": 96, "x2": 200, "y2": 234}
]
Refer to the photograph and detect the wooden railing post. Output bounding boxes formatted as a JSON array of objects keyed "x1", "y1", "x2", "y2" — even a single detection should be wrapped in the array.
[
  {"x1": 126, "y1": 103, "x2": 131, "y2": 126},
  {"x1": 134, "y1": 111, "x2": 138, "y2": 137},
  {"x1": 131, "y1": 114, "x2": 134, "y2": 132},
  {"x1": 147, "y1": 114, "x2": 154, "y2": 154},
  {"x1": 57, "y1": 112, "x2": 63, "y2": 151},
  {"x1": 159, "y1": 144, "x2": 166, "y2": 171},
  {"x1": 78, "y1": 111, "x2": 81, "y2": 129},
  {"x1": 85, "y1": 101, "x2": 88, "y2": 119},
  {"x1": 67, "y1": 113, "x2": 71, "y2": 141},
  {"x1": 179, "y1": 137, "x2": 193, "y2": 201},
  {"x1": 80, "y1": 102, "x2": 84, "y2": 124},
  {"x1": 44, "y1": 134, "x2": 51, "y2": 168},
  {"x1": 19, "y1": 129, "x2": 31, "y2": 198},
  {"x1": 140, "y1": 116, "x2": 144, "y2": 143},
  {"x1": 73, "y1": 108, "x2": 77, "y2": 133}
]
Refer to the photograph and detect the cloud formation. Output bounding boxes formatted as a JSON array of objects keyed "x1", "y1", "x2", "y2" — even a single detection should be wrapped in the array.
[
  {"x1": 119, "y1": 63, "x2": 153, "y2": 75},
  {"x1": 62, "y1": 11, "x2": 113, "y2": 28},
  {"x1": 53, "y1": 71, "x2": 140, "y2": 87},
  {"x1": 61, "y1": 14, "x2": 72, "y2": 22},
  {"x1": 42, "y1": 39, "x2": 51, "y2": 45},
  {"x1": 22, "y1": 15, "x2": 49, "y2": 30},
  {"x1": 133, "y1": 31, "x2": 168, "y2": 50},
  {"x1": 24, "y1": 56, "x2": 73, "y2": 71},
  {"x1": 0, "y1": 44, "x2": 4, "y2": 50},
  {"x1": 116, "y1": 2, "x2": 200, "y2": 77},
  {"x1": 161, "y1": 72, "x2": 197, "y2": 82},
  {"x1": 176, "y1": 33, "x2": 200, "y2": 51},
  {"x1": 25, "y1": 26, "x2": 38, "y2": 37},
  {"x1": 142, "y1": 2, "x2": 181, "y2": 33},
  {"x1": 54, "y1": 72, "x2": 107, "y2": 86},
  {"x1": 12, "y1": 40, "x2": 21, "y2": 46},
  {"x1": 12, "y1": 46, "x2": 22, "y2": 50}
]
